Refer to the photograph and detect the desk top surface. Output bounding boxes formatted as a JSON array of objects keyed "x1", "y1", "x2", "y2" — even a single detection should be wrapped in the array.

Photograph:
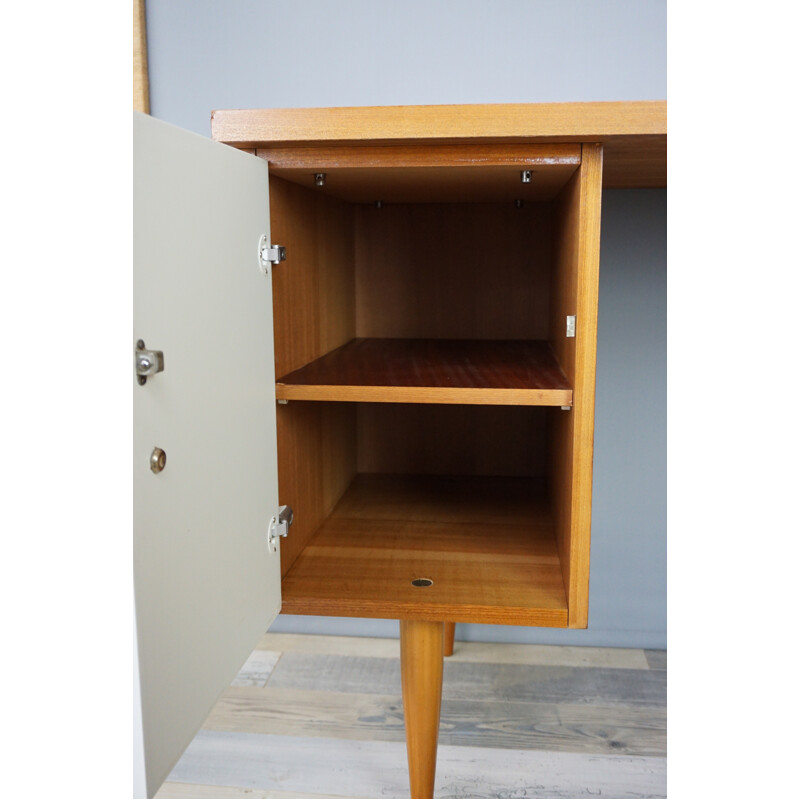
[{"x1": 211, "y1": 101, "x2": 666, "y2": 188}]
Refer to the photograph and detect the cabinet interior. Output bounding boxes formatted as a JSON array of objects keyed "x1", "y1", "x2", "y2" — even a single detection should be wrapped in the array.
[{"x1": 264, "y1": 144, "x2": 596, "y2": 627}]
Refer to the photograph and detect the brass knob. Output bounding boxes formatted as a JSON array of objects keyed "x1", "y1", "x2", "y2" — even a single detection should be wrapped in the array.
[{"x1": 150, "y1": 447, "x2": 166, "y2": 474}]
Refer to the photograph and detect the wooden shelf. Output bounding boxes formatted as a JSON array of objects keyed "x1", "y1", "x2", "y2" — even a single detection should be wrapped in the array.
[
  {"x1": 275, "y1": 338, "x2": 572, "y2": 406},
  {"x1": 281, "y1": 474, "x2": 568, "y2": 626}
]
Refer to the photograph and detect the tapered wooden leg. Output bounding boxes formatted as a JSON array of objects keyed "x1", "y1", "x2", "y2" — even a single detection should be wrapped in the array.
[
  {"x1": 400, "y1": 620, "x2": 444, "y2": 799},
  {"x1": 443, "y1": 622, "x2": 456, "y2": 657}
]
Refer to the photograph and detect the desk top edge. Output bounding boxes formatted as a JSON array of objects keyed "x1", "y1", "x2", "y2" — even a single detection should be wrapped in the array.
[{"x1": 210, "y1": 102, "x2": 666, "y2": 188}]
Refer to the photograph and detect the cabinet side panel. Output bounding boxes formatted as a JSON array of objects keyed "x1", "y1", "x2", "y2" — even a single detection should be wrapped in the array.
[
  {"x1": 550, "y1": 172, "x2": 580, "y2": 615},
  {"x1": 550, "y1": 145, "x2": 603, "y2": 628},
  {"x1": 269, "y1": 174, "x2": 358, "y2": 576},
  {"x1": 268, "y1": 173, "x2": 356, "y2": 376},
  {"x1": 276, "y1": 402, "x2": 356, "y2": 577}
]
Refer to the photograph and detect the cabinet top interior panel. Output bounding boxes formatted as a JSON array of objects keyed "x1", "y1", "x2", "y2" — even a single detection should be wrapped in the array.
[
  {"x1": 261, "y1": 143, "x2": 580, "y2": 202},
  {"x1": 275, "y1": 338, "x2": 572, "y2": 406},
  {"x1": 211, "y1": 101, "x2": 666, "y2": 188},
  {"x1": 281, "y1": 473, "x2": 569, "y2": 626},
  {"x1": 269, "y1": 164, "x2": 579, "y2": 204}
]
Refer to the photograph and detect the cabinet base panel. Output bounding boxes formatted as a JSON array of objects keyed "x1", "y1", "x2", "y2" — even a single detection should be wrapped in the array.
[{"x1": 281, "y1": 474, "x2": 569, "y2": 627}]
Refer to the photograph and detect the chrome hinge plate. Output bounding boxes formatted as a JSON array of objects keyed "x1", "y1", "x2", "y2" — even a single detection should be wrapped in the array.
[
  {"x1": 267, "y1": 504, "x2": 293, "y2": 552},
  {"x1": 258, "y1": 234, "x2": 286, "y2": 275},
  {"x1": 135, "y1": 339, "x2": 164, "y2": 385}
]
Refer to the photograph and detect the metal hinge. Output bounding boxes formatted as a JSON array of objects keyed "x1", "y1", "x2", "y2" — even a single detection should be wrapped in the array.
[
  {"x1": 566, "y1": 315, "x2": 576, "y2": 338},
  {"x1": 135, "y1": 339, "x2": 164, "y2": 385},
  {"x1": 267, "y1": 505, "x2": 293, "y2": 552},
  {"x1": 258, "y1": 234, "x2": 286, "y2": 275}
]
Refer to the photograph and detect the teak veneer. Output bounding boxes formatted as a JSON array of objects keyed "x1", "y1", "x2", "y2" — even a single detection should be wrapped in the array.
[
  {"x1": 281, "y1": 474, "x2": 568, "y2": 626},
  {"x1": 135, "y1": 102, "x2": 665, "y2": 800},
  {"x1": 212, "y1": 101, "x2": 666, "y2": 187},
  {"x1": 207, "y1": 102, "x2": 647, "y2": 799},
  {"x1": 276, "y1": 338, "x2": 573, "y2": 406}
]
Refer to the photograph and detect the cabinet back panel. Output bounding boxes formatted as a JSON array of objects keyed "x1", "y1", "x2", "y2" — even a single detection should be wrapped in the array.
[
  {"x1": 355, "y1": 203, "x2": 552, "y2": 340},
  {"x1": 357, "y1": 404, "x2": 547, "y2": 478}
]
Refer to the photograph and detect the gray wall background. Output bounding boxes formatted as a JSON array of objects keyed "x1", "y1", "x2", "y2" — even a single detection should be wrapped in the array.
[{"x1": 145, "y1": 0, "x2": 667, "y2": 649}]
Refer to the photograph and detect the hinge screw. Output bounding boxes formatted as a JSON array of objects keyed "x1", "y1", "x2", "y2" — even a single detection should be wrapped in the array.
[
  {"x1": 315, "y1": 173, "x2": 326, "y2": 187},
  {"x1": 136, "y1": 340, "x2": 147, "y2": 382}
]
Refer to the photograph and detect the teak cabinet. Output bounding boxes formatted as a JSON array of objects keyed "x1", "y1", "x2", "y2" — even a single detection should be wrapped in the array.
[{"x1": 133, "y1": 102, "x2": 667, "y2": 798}]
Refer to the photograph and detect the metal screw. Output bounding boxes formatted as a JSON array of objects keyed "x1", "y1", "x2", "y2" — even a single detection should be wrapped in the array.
[
  {"x1": 314, "y1": 173, "x2": 326, "y2": 187},
  {"x1": 521, "y1": 170, "x2": 532, "y2": 183},
  {"x1": 137, "y1": 340, "x2": 147, "y2": 384},
  {"x1": 515, "y1": 199, "x2": 524, "y2": 208}
]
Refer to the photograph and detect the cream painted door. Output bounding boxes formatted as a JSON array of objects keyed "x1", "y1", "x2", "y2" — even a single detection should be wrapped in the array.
[{"x1": 133, "y1": 112, "x2": 282, "y2": 798}]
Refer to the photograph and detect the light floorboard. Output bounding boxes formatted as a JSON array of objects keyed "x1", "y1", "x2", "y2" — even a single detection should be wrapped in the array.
[
  {"x1": 205, "y1": 685, "x2": 666, "y2": 756},
  {"x1": 644, "y1": 649, "x2": 667, "y2": 670},
  {"x1": 265, "y1": 652, "x2": 666, "y2": 707},
  {"x1": 167, "y1": 730, "x2": 666, "y2": 799},
  {"x1": 156, "y1": 783, "x2": 347, "y2": 799},
  {"x1": 256, "y1": 632, "x2": 650, "y2": 669},
  {"x1": 159, "y1": 635, "x2": 667, "y2": 799},
  {"x1": 230, "y1": 650, "x2": 281, "y2": 687}
]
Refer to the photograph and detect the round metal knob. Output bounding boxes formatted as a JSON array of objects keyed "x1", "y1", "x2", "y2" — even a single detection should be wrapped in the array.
[{"x1": 150, "y1": 447, "x2": 166, "y2": 474}]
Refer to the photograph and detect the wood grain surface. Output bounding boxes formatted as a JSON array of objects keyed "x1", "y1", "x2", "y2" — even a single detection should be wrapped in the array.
[
  {"x1": 356, "y1": 404, "x2": 550, "y2": 479},
  {"x1": 133, "y1": 0, "x2": 149, "y2": 114},
  {"x1": 280, "y1": 474, "x2": 569, "y2": 626},
  {"x1": 276, "y1": 339, "x2": 572, "y2": 406},
  {"x1": 211, "y1": 102, "x2": 666, "y2": 188},
  {"x1": 265, "y1": 654, "x2": 666, "y2": 708},
  {"x1": 354, "y1": 202, "x2": 552, "y2": 341},
  {"x1": 166, "y1": 731, "x2": 666, "y2": 799},
  {"x1": 263, "y1": 143, "x2": 580, "y2": 203},
  {"x1": 563, "y1": 144, "x2": 602, "y2": 628},
  {"x1": 247, "y1": 633, "x2": 651, "y2": 669},
  {"x1": 268, "y1": 175, "x2": 358, "y2": 575},
  {"x1": 549, "y1": 145, "x2": 603, "y2": 629},
  {"x1": 260, "y1": 143, "x2": 582, "y2": 169},
  {"x1": 275, "y1": 401, "x2": 356, "y2": 577},
  {"x1": 203, "y1": 685, "x2": 667, "y2": 756},
  {"x1": 159, "y1": 633, "x2": 667, "y2": 799},
  {"x1": 269, "y1": 175, "x2": 355, "y2": 378},
  {"x1": 444, "y1": 623, "x2": 456, "y2": 657},
  {"x1": 401, "y1": 620, "x2": 445, "y2": 798}
]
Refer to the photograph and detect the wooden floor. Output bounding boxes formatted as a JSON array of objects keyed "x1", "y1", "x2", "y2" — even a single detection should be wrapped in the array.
[{"x1": 157, "y1": 633, "x2": 667, "y2": 799}]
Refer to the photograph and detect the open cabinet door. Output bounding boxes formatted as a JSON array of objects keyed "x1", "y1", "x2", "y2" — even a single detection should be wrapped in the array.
[{"x1": 133, "y1": 113, "x2": 281, "y2": 797}]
